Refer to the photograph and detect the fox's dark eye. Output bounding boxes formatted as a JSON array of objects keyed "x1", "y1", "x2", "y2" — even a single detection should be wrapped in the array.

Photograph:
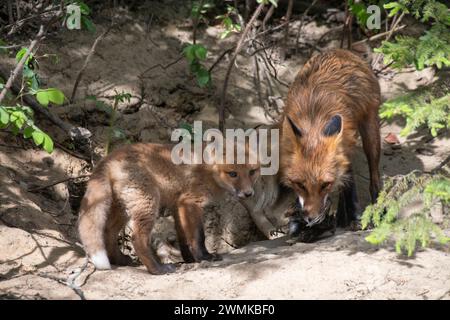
[
  {"x1": 321, "y1": 182, "x2": 332, "y2": 191},
  {"x1": 249, "y1": 169, "x2": 257, "y2": 176},
  {"x1": 227, "y1": 171, "x2": 238, "y2": 178},
  {"x1": 297, "y1": 182, "x2": 306, "y2": 191}
]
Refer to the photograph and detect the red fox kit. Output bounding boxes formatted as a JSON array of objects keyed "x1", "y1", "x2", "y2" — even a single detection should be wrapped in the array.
[
  {"x1": 280, "y1": 49, "x2": 381, "y2": 228},
  {"x1": 78, "y1": 142, "x2": 260, "y2": 274}
]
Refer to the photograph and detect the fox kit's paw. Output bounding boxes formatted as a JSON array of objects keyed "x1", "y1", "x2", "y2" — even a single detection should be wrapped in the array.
[
  {"x1": 200, "y1": 252, "x2": 222, "y2": 262},
  {"x1": 152, "y1": 263, "x2": 177, "y2": 275}
]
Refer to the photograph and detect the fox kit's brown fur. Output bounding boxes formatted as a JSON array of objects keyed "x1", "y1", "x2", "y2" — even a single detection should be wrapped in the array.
[
  {"x1": 78, "y1": 143, "x2": 260, "y2": 274},
  {"x1": 280, "y1": 49, "x2": 381, "y2": 227}
]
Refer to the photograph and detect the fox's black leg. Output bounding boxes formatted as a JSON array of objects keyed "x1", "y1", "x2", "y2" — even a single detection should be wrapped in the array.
[
  {"x1": 337, "y1": 168, "x2": 360, "y2": 228},
  {"x1": 359, "y1": 110, "x2": 382, "y2": 204}
]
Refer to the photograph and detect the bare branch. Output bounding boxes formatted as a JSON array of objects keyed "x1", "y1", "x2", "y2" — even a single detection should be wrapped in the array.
[
  {"x1": 295, "y1": 0, "x2": 318, "y2": 53},
  {"x1": 218, "y1": 2, "x2": 265, "y2": 132},
  {"x1": 281, "y1": 0, "x2": 294, "y2": 60},
  {"x1": 70, "y1": 25, "x2": 114, "y2": 103},
  {"x1": 0, "y1": 25, "x2": 45, "y2": 105}
]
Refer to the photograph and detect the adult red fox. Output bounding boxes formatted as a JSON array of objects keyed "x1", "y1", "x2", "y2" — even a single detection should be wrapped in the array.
[
  {"x1": 78, "y1": 142, "x2": 260, "y2": 274},
  {"x1": 280, "y1": 49, "x2": 381, "y2": 228}
]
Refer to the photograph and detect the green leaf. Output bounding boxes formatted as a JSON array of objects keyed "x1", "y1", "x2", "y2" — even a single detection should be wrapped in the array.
[
  {"x1": 32, "y1": 130, "x2": 44, "y2": 146},
  {"x1": 81, "y1": 16, "x2": 96, "y2": 33},
  {"x1": 23, "y1": 65, "x2": 35, "y2": 79},
  {"x1": 77, "y1": 1, "x2": 91, "y2": 15},
  {"x1": 43, "y1": 134, "x2": 54, "y2": 153},
  {"x1": 36, "y1": 90, "x2": 50, "y2": 107},
  {"x1": 46, "y1": 88, "x2": 65, "y2": 105},
  {"x1": 35, "y1": 88, "x2": 65, "y2": 106},
  {"x1": 220, "y1": 30, "x2": 231, "y2": 39},
  {"x1": 0, "y1": 107, "x2": 9, "y2": 125},
  {"x1": 194, "y1": 45, "x2": 207, "y2": 60},
  {"x1": 183, "y1": 45, "x2": 196, "y2": 63},
  {"x1": 23, "y1": 126, "x2": 34, "y2": 138},
  {"x1": 196, "y1": 68, "x2": 210, "y2": 87},
  {"x1": 15, "y1": 48, "x2": 28, "y2": 63}
]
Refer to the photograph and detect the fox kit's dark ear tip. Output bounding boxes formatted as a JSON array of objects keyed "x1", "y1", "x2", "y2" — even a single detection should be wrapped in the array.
[
  {"x1": 287, "y1": 116, "x2": 302, "y2": 138},
  {"x1": 323, "y1": 114, "x2": 342, "y2": 136}
]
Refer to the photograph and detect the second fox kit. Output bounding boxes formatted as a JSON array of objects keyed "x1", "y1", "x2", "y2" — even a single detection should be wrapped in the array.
[{"x1": 78, "y1": 142, "x2": 260, "y2": 274}]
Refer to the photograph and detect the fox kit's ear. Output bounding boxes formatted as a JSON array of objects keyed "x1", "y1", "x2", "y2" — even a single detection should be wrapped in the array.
[
  {"x1": 323, "y1": 115, "x2": 342, "y2": 136},
  {"x1": 287, "y1": 116, "x2": 302, "y2": 138}
]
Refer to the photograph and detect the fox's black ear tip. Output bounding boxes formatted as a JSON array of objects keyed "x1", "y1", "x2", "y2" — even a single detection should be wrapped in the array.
[
  {"x1": 287, "y1": 116, "x2": 302, "y2": 137},
  {"x1": 323, "y1": 114, "x2": 342, "y2": 136}
]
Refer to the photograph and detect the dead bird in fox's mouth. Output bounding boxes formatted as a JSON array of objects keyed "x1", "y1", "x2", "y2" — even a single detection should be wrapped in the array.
[{"x1": 285, "y1": 197, "x2": 336, "y2": 243}]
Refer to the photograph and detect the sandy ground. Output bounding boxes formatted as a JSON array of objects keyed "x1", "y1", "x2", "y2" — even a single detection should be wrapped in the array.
[{"x1": 1, "y1": 2, "x2": 449, "y2": 299}]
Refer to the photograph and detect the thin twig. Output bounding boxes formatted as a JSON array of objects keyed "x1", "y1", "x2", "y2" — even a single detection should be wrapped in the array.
[
  {"x1": 28, "y1": 174, "x2": 91, "y2": 192},
  {"x1": 54, "y1": 141, "x2": 91, "y2": 162},
  {"x1": 208, "y1": 48, "x2": 233, "y2": 73},
  {"x1": 281, "y1": 0, "x2": 294, "y2": 60},
  {"x1": 192, "y1": 0, "x2": 205, "y2": 44},
  {"x1": 352, "y1": 24, "x2": 406, "y2": 46},
  {"x1": 140, "y1": 55, "x2": 184, "y2": 77},
  {"x1": 261, "y1": 4, "x2": 275, "y2": 31},
  {"x1": 295, "y1": 0, "x2": 318, "y2": 54},
  {"x1": 70, "y1": 25, "x2": 114, "y2": 103},
  {"x1": 219, "y1": 2, "x2": 265, "y2": 132},
  {"x1": 0, "y1": 25, "x2": 45, "y2": 105}
]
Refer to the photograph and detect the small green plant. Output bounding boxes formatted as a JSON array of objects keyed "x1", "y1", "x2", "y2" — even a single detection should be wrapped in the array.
[
  {"x1": 0, "y1": 47, "x2": 66, "y2": 153},
  {"x1": 375, "y1": 0, "x2": 450, "y2": 70},
  {"x1": 104, "y1": 90, "x2": 132, "y2": 154},
  {"x1": 183, "y1": 43, "x2": 211, "y2": 87},
  {"x1": 380, "y1": 86, "x2": 450, "y2": 137},
  {"x1": 216, "y1": 5, "x2": 242, "y2": 39},
  {"x1": 191, "y1": 0, "x2": 215, "y2": 20},
  {"x1": 362, "y1": 170, "x2": 450, "y2": 256}
]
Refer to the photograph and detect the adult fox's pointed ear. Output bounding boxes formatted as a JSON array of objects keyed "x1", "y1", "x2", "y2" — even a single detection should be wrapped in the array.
[
  {"x1": 286, "y1": 116, "x2": 302, "y2": 138},
  {"x1": 323, "y1": 115, "x2": 342, "y2": 136}
]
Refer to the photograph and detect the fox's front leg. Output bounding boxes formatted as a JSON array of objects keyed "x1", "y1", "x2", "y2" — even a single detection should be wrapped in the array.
[{"x1": 175, "y1": 196, "x2": 221, "y2": 263}]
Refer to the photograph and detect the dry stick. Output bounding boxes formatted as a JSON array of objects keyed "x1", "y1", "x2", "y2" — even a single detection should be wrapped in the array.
[
  {"x1": 7, "y1": 0, "x2": 14, "y2": 24},
  {"x1": 0, "y1": 25, "x2": 44, "y2": 105},
  {"x1": 431, "y1": 154, "x2": 450, "y2": 174},
  {"x1": 16, "y1": 0, "x2": 21, "y2": 20},
  {"x1": 347, "y1": 14, "x2": 353, "y2": 49},
  {"x1": 261, "y1": 4, "x2": 275, "y2": 31},
  {"x1": 27, "y1": 174, "x2": 91, "y2": 192},
  {"x1": 281, "y1": 0, "x2": 294, "y2": 60},
  {"x1": 140, "y1": 55, "x2": 184, "y2": 77},
  {"x1": 192, "y1": 0, "x2": 205, "y2": 44},
  {"x1": 70, "y1": 26, "x2": 113, "y2": 103},
  {"x1": 295, "y1": 0, "x2": 318, "y2": 54},
  {"x1": 352, "y1": 24, "x2": 406, "y2": 46},
  {"x1": 208, "y1": 48, "x2": 233, "y2": 73},
  {"x1": 218, "y1": 3, "x2": 265, "y2": 132}
]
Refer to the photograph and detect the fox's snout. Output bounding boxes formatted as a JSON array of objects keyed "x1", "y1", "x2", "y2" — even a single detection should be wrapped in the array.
[{"x1": 237, "y1": 189, "x2": 255, "y2": 199}]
